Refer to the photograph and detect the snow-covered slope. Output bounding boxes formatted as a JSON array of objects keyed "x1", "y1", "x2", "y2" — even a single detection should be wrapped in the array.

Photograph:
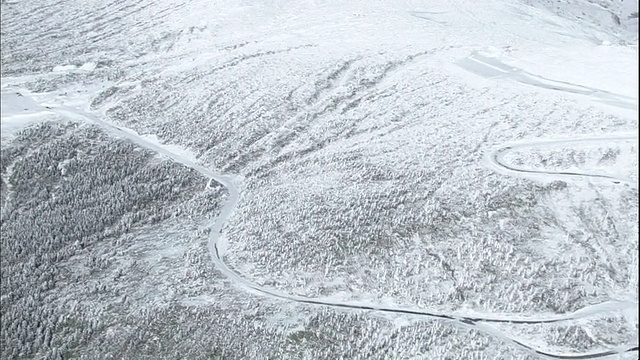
[
  {"x1": 523, "y1": 0, "x2": 638, "y2": 44},
  {"x1": 1, "y1": 0, "x2": 637, "y2": 359}
]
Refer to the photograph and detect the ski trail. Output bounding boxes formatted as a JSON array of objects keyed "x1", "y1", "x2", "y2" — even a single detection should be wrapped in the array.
[
  {"x1": 5, "y1": 88, "x2": 636, "y2": 359},
  {"x1": 457, "y1": 52, "x2": 638, "y2": 112}
]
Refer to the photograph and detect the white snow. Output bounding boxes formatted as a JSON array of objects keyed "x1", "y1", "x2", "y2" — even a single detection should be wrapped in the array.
[
  {"x1": 52, "y1": 64, "x2": 77, "y2": 72},
  {"x1": 52, "y1": 62, "x2": 97, "y2": 73},
  {"x1": 78, "y1": 62, "x2": 97, "y2": 72},
  {"x1": 1, "y1": 0, "x2": 638, "y2": 357},
  {"x1": 0, "y1": 91, "x2": 54, "y2": 139}
]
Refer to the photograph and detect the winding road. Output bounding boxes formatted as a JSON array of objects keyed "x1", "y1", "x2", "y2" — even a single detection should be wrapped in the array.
[{"x1": 3, "y1": 89, "x2": 638, "y2": 359}]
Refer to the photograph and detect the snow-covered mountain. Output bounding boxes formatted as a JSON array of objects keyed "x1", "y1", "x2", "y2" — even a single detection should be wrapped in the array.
[
  {"x1": 1, "y1": 1, "x2": 638, "y2": 359},
  {"x1": 525, "y1": 0, "x2": 637, "y2": 44}
]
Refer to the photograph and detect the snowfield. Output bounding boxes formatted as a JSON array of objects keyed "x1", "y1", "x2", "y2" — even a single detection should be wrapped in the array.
[{"x1": 1, "y1": 0, "x2": 638, "y2": 359}]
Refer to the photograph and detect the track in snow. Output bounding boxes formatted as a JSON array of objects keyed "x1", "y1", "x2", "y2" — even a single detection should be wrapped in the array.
[
  {"x1": 458, "y1": 52, "x2": 638, "y2": 111},
  {"x1": 3, "y1": 89, "x2": 638, "y2": 359}
]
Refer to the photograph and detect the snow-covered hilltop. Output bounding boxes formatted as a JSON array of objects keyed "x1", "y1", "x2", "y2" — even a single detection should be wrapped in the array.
[{"x1": 525, "y1": 0, "x2": 637, "y2": 44}]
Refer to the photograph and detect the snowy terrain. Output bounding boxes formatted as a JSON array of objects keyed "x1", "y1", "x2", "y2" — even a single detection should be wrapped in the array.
[{"x1": 1, "y1": 0, "x2": 638, "y2": 359}]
